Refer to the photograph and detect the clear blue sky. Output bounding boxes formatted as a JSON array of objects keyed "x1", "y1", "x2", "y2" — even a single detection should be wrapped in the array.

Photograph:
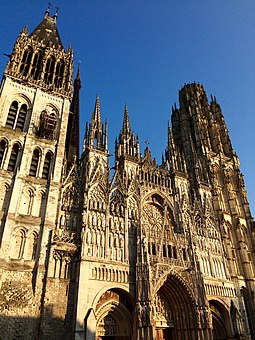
[{"x1": 0, "y1": 1, "x2": 254, "y2": 215}]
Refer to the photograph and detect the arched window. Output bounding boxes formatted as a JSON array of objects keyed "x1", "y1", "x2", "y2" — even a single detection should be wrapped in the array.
[
  {"x1": 19, "y1": 47, "x2": 33, "y2": 77},
  {"x1": 16, "y1": 104, "x2": 27, "y2": 131},
  {"x1": 6, "y1": 101, "x2": 28, "y2": 131},
  {"x1": 6, "y1": 101, "x2": 18, "y2": 129},
  {"x1": 11, "y1": 229, "x2": 26, "y2": 259},
  {"x1": 24, "y1": 231, "x2": 38, "y2": 260},
  {"x1": 7, "y1": 143, "x2": 20, "y2": 172},
  {"x1": 37, "y1": 108, "x2": 58, "y2": 140},
  {"x1": 54, "y1": 60, "x2": 65, "y2": 88},
  {"x1": 30, "y1": 51, "x2": 42, "y2": 80},
  {"x1": 0, "y1": 183, "x2": 10, "y2": 212},
  {"x1": 44, "y1": 56, "x2": 55, "y2": 85},
  {"x1": 19, "y1": 188, "x2": 34, "y2": 215},
  {"x1": 0, "y1": 139, "x2": 7, "y2": 167},
  {"x1": 42, "y1": 151, "x2": 53, "y2": 179},
  {"x1": 29, "y1": 148, "x2": 40, "y2": 176}
]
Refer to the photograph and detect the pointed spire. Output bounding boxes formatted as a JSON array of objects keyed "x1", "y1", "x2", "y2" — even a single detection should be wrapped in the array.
[
  {"x1": 92, "y1": 94, "x2": 101, "y2": 124},
  {"x1": 122, "y1": 104, "x2": 131, "y2": 136},
  {"x1": 74, "y1": 63, "x2": 81, "y2": 89}
]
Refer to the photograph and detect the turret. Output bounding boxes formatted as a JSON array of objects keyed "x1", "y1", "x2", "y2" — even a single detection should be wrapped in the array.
[
  {"x1": 115, "y1": 105, "x2": 140, "y2": 162},
  {"x1": 83, "y1": 95, "x2": 108, "y2": 152}
]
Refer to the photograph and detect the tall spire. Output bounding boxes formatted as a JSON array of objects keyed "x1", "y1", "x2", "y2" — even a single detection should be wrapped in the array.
[
  {"x1": 83, "y1": 95, "x2": 108, "y2": 152},
  {"x1": 65, "y1": 65, "x2": 81, "y2": 168},
  {"x1": 92, "y1": 94, "x2": 101, "y2": 125},
  {"x1": 122, "y1": 104, "x2": 131, "y2": 136},
  {"x1": 115, "y1": 105, "x2": 140, "y2": 161}
]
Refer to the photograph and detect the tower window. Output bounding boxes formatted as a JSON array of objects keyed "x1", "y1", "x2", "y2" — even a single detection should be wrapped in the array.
[
  {"x1": 44, "y1": 56, "x2": 55, "y2": 85},
  {"x1": 54, "y1": 60, "x2": 65, "y2": 88},
  {"x1": 29, "y1": 148, "x2": 40, "y2": 177},
  {"x1": 37, "y1": 108, "x2": 58, "y2": 140},
  {"x1": 6, "y1": 101, "x2": 28, "y2": 131},
  {"x1": 12, "y1": 229, "x2": 26, "y2": 259},
  {"x1": 31, "y1": 51, "x2": 42, "y2": 80},
  {"x1": 16, "y1": 104, "x2": 27, "y2": 131},
  {"x1": 42, "y1": 151, "x2": 53, "y2": 179},
  {"x1": 6, "y1": 101, "x2": 18, "y2": 129},
  {"x1": 7, "y1": 143, "x2": 21, "y2": 172},
  {"x1": 19, "y1": 47, "x2": 33, "y2": 77},
  {"x1": 0, "y1": 139, "x2": 7, "y2": 168}
]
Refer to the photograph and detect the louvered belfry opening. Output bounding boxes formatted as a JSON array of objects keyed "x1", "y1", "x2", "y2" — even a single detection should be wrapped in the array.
[
  {"x1": 42, "y1": 151, "x2": 52, "y2": 179},
  {"x1": 0, "y1": 139, "x2": 7, "y2": 167},
  {"x1": 29, "y1": 148, "x2": 40, "y2": 177},
  {"x1": 7, "y1": 143, "x2": 20, "y2": 172},
  {"x1": 6, "y1": 101, "x2": 18, "y2": 129}
]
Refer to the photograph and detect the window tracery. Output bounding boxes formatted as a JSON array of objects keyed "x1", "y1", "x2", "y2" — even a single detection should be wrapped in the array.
[
  {"x1": 44, "y1": 56, "x2": 55, "y2": 85},
  {"x1": 19, "y1": 47, "x2": 33, "y2": 77},
  {"x1": 30, "y1": 51, "x2": 42, "y2": 80}
]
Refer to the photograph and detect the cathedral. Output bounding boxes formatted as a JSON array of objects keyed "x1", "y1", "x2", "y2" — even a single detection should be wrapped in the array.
[{"x1": 0, "y1": 8, "x2": 255, "y2": 340}]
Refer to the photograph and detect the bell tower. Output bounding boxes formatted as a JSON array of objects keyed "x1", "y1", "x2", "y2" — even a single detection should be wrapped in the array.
[{"x1": 0, "y1": 8, "x2": 76, "y2": 337}]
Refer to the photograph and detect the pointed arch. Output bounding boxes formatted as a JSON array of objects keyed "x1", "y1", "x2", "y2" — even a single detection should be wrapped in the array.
[
  {"x1": 19, "y1": 46, "x2": 33, "y2": 77},
  {"x1": 0, "y1": 138, "x2": 8, "y2": 167},
  {"x1": 154, "y1": 273, "x2": 197, "y2": 339},
  {"x1": 6, "y1": 101, "x2": 18, "y2": 129},
  {"x1": 42, "y1": 151, "x2": 53, "y2": 179},
  {"x1": 6, "y1": 101, "x2": 28, "y2": 131},
  {"x1": 44, "y1": 56, "x2": 56, "y2": 85},
  {"x1": 30, "y1": 51, "x2": 43, "y2": 80},
  {"x1": 7, "y1": 142, "x2": 21, "y2": 172},
  {"x1": 24, "y1": 230, "x2": 38, "y2": 260},
  {"x1": 54, "y1": 59, "x2": 65, "y2": 88},
  {"x1": 10, "y1": 228, "x2": 26, "y2": 259},
  {"x1": 16, "y1": 103, "x2": 27, "y2": 131},
  {"x1": 19, "y1": 186, "x2": 34, "y2": 215},
  {"x1": 29, "y1": 147, "x2": 41, "y2": 177}
]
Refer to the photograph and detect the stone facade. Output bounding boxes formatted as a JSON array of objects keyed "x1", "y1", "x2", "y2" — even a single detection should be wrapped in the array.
[{"x1": 0, "y1": 9, "x2": 255, "y2": 340}]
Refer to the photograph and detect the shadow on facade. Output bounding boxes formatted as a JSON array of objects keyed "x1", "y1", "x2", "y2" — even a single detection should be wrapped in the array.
[{"x1": 0, "y1": 307, "x2": 83, "y2": 340}]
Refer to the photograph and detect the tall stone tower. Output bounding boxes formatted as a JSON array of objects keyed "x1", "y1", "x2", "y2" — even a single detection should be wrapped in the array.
[{"x1": 0, "y1": 8, "x2": 80, "y2": 339}]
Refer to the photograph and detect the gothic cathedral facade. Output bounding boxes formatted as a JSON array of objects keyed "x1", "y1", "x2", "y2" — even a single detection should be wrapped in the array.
[{"x1": 0, "y1": 10, "x2": 254, "y2": 340}]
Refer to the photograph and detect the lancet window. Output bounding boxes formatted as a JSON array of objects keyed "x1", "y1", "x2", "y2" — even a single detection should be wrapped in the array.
[
  {"x1": 54, "y1": 60, "x2": 65, "y2": 88},
  {"x1": 6, "y1": 101, "x2": 28, "y2": 131},
  {"x1": 29, "y1": 148, "x2": 41, "y2": 177},
  {"x1": 42, "y1": 151, "x2": 53, "y2": 179},
  {"x1": 30, "y1": 51, "x2": 43, "y2": 80},
  {"x1": 0, "y1": 139, "x2": 7, "y2": 167},
  {"x1": 19, "y1": 47, "x2": 33, "y2": 77},
  {"x1": 7, "y1": 143, "x2": 21, "y2": 172},
  {"x1": 11, "y1": 229, "x2": 26, "y2": 259},
  {"x1": 44, "y1": 56, "x2": 55, "y2": 85}
]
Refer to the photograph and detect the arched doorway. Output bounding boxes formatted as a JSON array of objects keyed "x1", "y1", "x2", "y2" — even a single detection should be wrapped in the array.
[
  {"x1": 155, "y1": 274, "x2": 197, "y2": 340},
  {"x1": 95, "y1": 289, "x2": 133, "y2": 340},
  {"x1": 209, "y1": 300, "x2": 231, "y2": 340}
]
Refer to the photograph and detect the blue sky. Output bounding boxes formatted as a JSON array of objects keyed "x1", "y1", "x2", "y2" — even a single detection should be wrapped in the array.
[{"x1": 0, "y1": 1, "x2": 254, "y2": 215}]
